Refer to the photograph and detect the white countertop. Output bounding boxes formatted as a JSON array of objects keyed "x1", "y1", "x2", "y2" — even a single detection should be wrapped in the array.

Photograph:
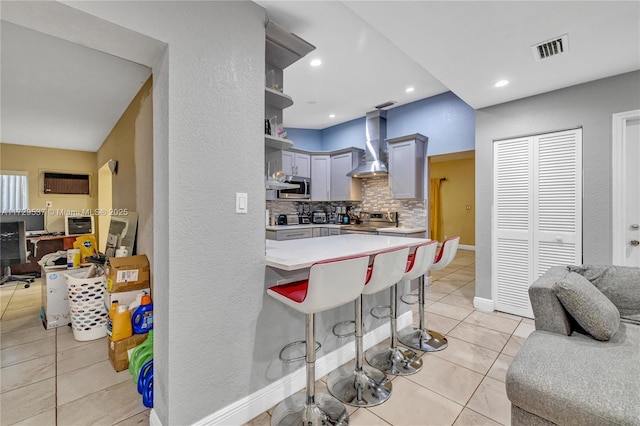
[
  {"x1": 266, "y1": 224, "x2": 343, "y2": 231},
  {"x1": 376, "y1": 227, "x2": 426, "y2": 234},
  {"x1": 266, "y1": 224, "x2": 426, "y2": 233},
  {"x1": 266, "y1": 234, "x2": 429, "y2": 271}
]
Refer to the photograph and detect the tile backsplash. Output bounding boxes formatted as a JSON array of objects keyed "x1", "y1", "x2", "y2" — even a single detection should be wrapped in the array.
[
  {"x1": 359, "y1": 176, "x2": 427, "y2": 229},
  {"x1": 266, "y1": 176, "x2": 427, "y2": 229}
]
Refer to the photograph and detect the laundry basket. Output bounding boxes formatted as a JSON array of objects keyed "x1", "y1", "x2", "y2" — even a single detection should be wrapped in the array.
[{"x1": 65, "y1": 272, "x2": 108, "y2": 341}]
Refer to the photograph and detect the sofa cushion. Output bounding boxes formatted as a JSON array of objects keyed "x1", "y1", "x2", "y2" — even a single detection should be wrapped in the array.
[
  {"x1": 568, "y1": 265, "x2": 640, "y2": 316},
  {"x1": 553, "y1": 272, "x2": 620, "y2": 341},
  {"x1": 506, "y1": 324, "x2": 640, "y2": 425}
]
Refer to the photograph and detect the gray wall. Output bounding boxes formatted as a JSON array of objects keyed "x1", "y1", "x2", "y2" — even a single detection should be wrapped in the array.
[{"x1": 475, "y1": 70, "x2": 640, "y2": 300}]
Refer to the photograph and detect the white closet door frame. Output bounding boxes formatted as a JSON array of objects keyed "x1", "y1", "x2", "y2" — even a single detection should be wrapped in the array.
[
  {"x1": 612, "y1": 109, "x2": 640, "y2": 265},
  {"x1": 492, "y1": 128, "x2": 582, "y2": 318}
]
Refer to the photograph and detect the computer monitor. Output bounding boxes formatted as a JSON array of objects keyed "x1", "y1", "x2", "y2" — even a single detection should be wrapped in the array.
[
  {"x1": 0, "y1": 211, "x2": 45, "y2": 232},
  {"x1": 0, "y1": 221, "x2": 27, "y2": 270}
]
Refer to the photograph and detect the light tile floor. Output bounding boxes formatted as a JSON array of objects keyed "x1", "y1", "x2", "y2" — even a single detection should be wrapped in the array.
[
  {"x1": 0, "y1": 279, "x2": 150, "y2": 426},
  {"x1": 1, "y1": 250, "x2": 531, "y2": 425},
  {"x1": 246, "y1": 249, "x2": 532, "y2": 426}
]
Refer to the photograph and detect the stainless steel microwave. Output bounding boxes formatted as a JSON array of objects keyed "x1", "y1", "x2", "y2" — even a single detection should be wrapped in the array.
[{"x1": 278, "y1": 178, "x2": 310, "y2": 199}]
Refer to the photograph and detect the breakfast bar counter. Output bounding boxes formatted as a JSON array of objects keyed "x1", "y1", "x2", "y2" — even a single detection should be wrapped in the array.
[{"x1": 266, "y1": 234, "x2": 429, "y2": 271}]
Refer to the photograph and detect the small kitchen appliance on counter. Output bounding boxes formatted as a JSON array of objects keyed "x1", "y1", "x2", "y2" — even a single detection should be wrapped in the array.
[
  {"x1": 312, "y1": 211, "x2": 327, "y2": 224},
  {"x1": 285, "y1": 214, "x2": 300, "y2": 225}
]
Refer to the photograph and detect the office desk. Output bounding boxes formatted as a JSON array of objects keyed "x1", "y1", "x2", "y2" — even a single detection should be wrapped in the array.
[{"x1": 10, "y1": 235, "x2": 80, "y2": 275}]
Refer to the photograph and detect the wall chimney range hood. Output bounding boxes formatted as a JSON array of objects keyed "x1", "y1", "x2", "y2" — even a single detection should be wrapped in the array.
[{"x1": 347, "y1": 108, "x2": 390, "y2": 178}]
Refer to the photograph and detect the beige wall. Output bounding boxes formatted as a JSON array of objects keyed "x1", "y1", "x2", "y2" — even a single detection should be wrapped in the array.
[
  {"x1": 97, "y1": 76, "x2": 153, "y2": 261},
  {"x1": 0, "y1": 143, "x2": 97, "y2": 232},
  {"x1": 429, "y1": 154, "x2": 476, "y2": 246}
]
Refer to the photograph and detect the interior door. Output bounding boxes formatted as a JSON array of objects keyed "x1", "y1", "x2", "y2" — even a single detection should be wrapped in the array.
[
  {"x1": 613, "y1": 110, "x2": 640, "y2": 267},
  {"x1": 493, "y1": 129, "x2": 582, "y2": 318}
]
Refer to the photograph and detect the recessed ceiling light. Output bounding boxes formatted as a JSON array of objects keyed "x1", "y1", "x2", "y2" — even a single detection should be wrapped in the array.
[
  {"x1": 310, "y1": 59, "x2": 322, "y2": 67},
  {"x1": 494, "y1": 80, "x2": 510, "y2": 88},
  {"x1": 405, "y1": 87, "x2": 415, "y2": 93},
  {"x1": 329, "y1": 114, "x2": 336, "y2": 118}
]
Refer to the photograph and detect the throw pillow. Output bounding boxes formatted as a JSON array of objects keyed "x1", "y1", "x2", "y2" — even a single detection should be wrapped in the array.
[
  {"x1": 567, "y1": 265, "x2": 640, "y2": 316},
  {"x1": 553, "y1": 272, "x2": 620, "y2": 341}
]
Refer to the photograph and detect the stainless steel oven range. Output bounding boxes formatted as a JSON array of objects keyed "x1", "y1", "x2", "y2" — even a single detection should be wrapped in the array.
[{"x1": 340, "y1": 211, "x2": 398, "y2": 235}]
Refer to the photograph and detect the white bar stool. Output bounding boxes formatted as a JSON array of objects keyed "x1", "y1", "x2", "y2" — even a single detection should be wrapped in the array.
[
  {"x1": 398, "y1": 236, "x2": 459, "y2": 352},
  {"x1": 327, "y1": 246, "x2": 410, "y2": 407},
  {"x1": 365, "y1": 242, "x2": 437, "y2": 375},
  {"x1": 267, "y1": 254, "x2": 370, "y2": 426}
]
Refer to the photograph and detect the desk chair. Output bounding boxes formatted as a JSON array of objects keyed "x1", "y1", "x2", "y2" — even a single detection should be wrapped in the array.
[{"x1": 0, "y1": 221, "x2": 36, "y2": 287}]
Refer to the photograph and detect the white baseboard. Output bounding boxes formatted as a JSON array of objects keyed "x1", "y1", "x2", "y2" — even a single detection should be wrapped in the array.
[
  {"x1": 473, "y1": 296, "x2": 494, "y2": 312},
  {"x1": 186, "y1": 311, "x2": 414, "y2": 426},
  {"x1": 458, "y1": 244, "x2": 475, "y2": 251},
  {"x1": 150, "y1": 409, "x2": 161, "y2": 426}
]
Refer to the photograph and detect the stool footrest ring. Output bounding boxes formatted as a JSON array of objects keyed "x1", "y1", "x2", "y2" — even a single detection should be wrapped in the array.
[
  {"x1": 370, "y1": 305, "x2": 391, "y2": 320},
  {"x1": 400, "y1": 292, "x2": 419, "y2": 305},
  {"x1": 279, "y1": 340, "x2": 322, "y2": 363},
  {"x1": 332, "y1": 320, "x2": 356, "y2": 338}
]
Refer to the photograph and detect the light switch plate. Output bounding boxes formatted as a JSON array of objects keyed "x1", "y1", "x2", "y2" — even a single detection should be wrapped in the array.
[{"x1": 236, "y1": 192, "x2": 248, "y2": 214}]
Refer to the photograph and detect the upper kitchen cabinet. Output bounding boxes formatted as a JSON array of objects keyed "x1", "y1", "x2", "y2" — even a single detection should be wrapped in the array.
[
  {"x1": 264, "y1": 21, "x2": 315, "y2": 151},
  {"x1": 387, "y1": 134, "x2": 428, "y2": 199},
  {"x1": 330, "y1": 148, "x2": 364, "y2": 201},
  {"x1": 310, "y1": 154, "x2": 330, "y2": 201},
  {"x1": 266, "y1": 149, "x2": 310, "y2": 179}
]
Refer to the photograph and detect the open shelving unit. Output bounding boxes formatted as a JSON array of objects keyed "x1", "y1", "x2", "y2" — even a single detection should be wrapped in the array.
[{"x1": 264, "y1": 21, "x2": 315, "y2": 189}]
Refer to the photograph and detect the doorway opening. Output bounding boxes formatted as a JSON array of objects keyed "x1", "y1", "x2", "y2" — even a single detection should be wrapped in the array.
[{"x1": 428, "y1": 150, "x2": 475, "y2": 249}]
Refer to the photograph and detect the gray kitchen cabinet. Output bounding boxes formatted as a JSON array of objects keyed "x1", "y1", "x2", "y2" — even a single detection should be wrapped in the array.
[
  {"x1": 311, "y1": 155, "x2": 330, "y2": 201},
  {"x1": 266, "y1": 150, "x2": 311, "y2": 179},
  {"x1": 266, "y1": 228, "x2": 313, "y2": 241},
  {"x1": 328, "y1": 228, "x2": 341, "y2": 236},
  {"x1": 387, "y1": 133, "x2": 428, "y2": 199},
  {"x1": 377, "y1": 231, "x2": 426, "y2": 238},
  {"x1": 312, "y1": 228, "x2": 330, "y2": 238},
  {"x1": 330, "y1": 149, "x2": 363, "y2": 201}
]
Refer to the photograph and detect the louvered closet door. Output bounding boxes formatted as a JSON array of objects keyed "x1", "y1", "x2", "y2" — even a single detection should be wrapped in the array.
[
  {"x1": 534, "y1": 129, "x2": 582, "y2": 277},
  {"x1": 493, "y1": 129, "x2": 582, "y2": 318},
  {"x1": 493, "y1": 137, "x2": 535, "y2": 317}
]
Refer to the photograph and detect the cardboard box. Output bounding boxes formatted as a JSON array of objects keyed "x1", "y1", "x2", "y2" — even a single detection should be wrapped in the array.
[
  {"x1": 40, "y1": 265, "x2": 93, "y2": 329},
  {"x1": 104, "y1": 288, "x2": 150, "y2": 311},
  {"x1": 108, "y1": 333, "x2": 148, "y2": 372},
  {"x1": 106, "y1": 254, "x2": 150, "y2": 292}
]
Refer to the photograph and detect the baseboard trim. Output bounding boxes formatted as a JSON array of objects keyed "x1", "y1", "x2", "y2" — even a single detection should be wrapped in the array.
[
  {"x1": 190, "y1": 311, "x2": 413, "y2": 426},
  {"x1": 473, "y1": 296, "x2": 494, "y2": 312},
  {"x1": 458, "y1": 244, "x2": 475, "y2": 251},
  {"x1": 150, "y1": 409, "x2": 161, "y2": 426}
]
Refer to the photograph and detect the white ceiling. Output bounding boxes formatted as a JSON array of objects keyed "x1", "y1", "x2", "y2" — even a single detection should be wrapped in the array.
[
  {"x1": 1, "y1": 1, "x2": 638, "y2": 151},
  {"x1": 1, "y1": 20, "x2": 151, "y2": 152}
]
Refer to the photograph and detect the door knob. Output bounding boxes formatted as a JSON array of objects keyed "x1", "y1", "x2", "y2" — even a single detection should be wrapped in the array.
[
  {"x1": 631, "y1": 224, "x2": 639, "y2": 229},
  {"x1": 631, "y1": 240, "x2": 640, "y2": 246}
]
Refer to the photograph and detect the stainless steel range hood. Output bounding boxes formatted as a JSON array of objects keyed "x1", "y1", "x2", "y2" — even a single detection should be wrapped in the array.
[{"x1": 347, "y1": 109, "x2": 389, "y2": 178}]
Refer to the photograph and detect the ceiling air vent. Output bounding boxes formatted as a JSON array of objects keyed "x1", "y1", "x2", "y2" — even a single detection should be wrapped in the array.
[{"x1": 531, "y1": 34, "x2": 569, "y2": 61}]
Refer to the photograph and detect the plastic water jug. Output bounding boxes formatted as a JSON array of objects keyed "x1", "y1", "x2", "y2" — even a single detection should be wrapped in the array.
[{"x1": 132, "y1": 295, "x2": 153, "y2": 334}]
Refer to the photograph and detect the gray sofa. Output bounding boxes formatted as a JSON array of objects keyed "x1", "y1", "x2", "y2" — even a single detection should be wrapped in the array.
[{"x1": 506, "y1": 265, "x2": 640, "y2": 426}]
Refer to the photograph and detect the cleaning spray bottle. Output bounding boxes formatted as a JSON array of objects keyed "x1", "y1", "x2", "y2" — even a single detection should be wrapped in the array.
[{"x1": 132, "y1": 295, "x2": 153, "y2": 334}]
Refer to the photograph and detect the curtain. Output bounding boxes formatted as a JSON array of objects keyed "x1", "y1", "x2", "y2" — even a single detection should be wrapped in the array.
[
  {"x1": 1, "y1": 172, "x2": 29, "y2": 212},
  {"x1": 429, "y1": 178, "x2": 441, "y2": 241}
]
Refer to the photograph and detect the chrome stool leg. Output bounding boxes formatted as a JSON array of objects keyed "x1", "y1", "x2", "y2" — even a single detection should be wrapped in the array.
[
  {"x1": 365, "y1": 284, "x2": 423, "y2": 375},
  {"x1": 398, "y1": 275, "x2": 448, "y2": 351},
  {"x1": 271, "y1": 313, "x2": 349, "y2": 426},
  {"x1": 327, "y1": 296, "x2": 392, "y2": 407}
]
